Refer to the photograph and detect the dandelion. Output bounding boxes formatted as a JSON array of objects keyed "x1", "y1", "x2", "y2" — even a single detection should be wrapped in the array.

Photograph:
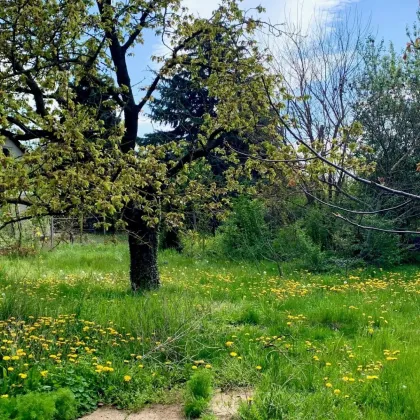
[
  {"x1": 334, "y1": 389, "x2": 341, "y2": 395},
  {"x1": 325, "y1": 383, "x2": 333, "y2": 388},
  {"x1": 367, "y1": 375, "x2": 379, "y2": 380},
  {"x1": 230, "y1": 352, "x2": 238, "y2": 357},
  {"x1": 205, "y1": 364, "x2": 212, "y2": 369},
  {"x1": 123, "y1": 375, "x2": 132, "y2": 382},
  {"x1": 225, "y1": 341, "x2": 234, "y2": 347},
  {"x1": 256, "y1": 366, "x2": 262, "y2": 370},
  {"x1": 192, "y1": 365, "x2": 198, "y2": 370},
  {"x1": 18, "y1": 373, "x2": 27, "y2": 379},
  {"x1": 1, "y1": 395, "x2": 8, "y2": 399},
  {"x1": 2, "y1": 356, "x2": 10, "y2": 361},
  {"x1": 7, "y1": 367, "x2": 13, "y2": 372},
  {"x1": 41, "y1": 371, "x2": 48, "y2": 377}
]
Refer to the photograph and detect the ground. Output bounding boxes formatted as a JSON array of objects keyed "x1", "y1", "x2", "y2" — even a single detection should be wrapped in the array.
[{"x1": 0, "y1": 239, "x2": 419, "y2": 419}]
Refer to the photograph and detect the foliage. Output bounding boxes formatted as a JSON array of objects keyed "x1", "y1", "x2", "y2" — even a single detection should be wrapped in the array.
[
  {"x1": 354, "y1": 20, "x2": 420, "y2": 231},
  {"x1": 15, "y1": 392, "x2": 56, "y2": 420},
  {"x1": 0, "y1": 389, "x2": 77, "y2": 420},
  {"x1": 184, "y1": 371, "x2": 213, "y2": 418},
  {"x1": 0, "y1": 0, "x2": 278, "y2": 289},
  {"x1": 52, "y1": 388, "x2": 78, "y2": 420},
  {"x1": 216, "y1": 198, "x2": 271, "y2": 261},
  {"x1": 273, "y1": 224, "x2": 326, "y2": 272}
]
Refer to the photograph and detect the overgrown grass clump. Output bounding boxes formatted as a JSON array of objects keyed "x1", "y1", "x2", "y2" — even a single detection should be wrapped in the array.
[{"x1": 0, "y1": 241, "x2": 418, "y2": 418}]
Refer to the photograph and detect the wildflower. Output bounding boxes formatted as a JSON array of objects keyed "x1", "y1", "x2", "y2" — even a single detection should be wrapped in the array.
[
  {"x1": 225, "y1": 341, "x2": 234, "y2": 347},
  {"x1": 2, "y1": 356, "x2": 10, "y2": 361},
  {"x1": 325, "y1": 383, "x2": 333, "y2": 388},
  {"x1": 1, "y1": 395, "x2": 8, "y2": 399},
  {"x1": 325, "y1": 362, "x2": 331, "y2": 366},
  {"x1": 230, "y1": 352, "x2": 238, "y2": 357},
  {"x1": 7, "y1": 367, "x2": 13, "y2": 372},
  {"x1": 138, "y1": 364, "x2": 144, "y2": 369},
  {"x1": 256, "y1": 366, "x2": 262, "y2": 370},
  {"x1": 192, "y1": 365, "x2": 198, "y2": 370},
  {"x1": 205, "y1": 364, "x2": 212, "y2": 369},
  {"x1": 123, "y1": 375, "x2": 132, "y2": 382},
  {"x1": 41, "y1": 371, "x2": 48, "y2": 377},
  {"x1": 367, "y1": 375, "x2": 379, "y2": 380},
  {"x1": 334, "y1": 389, "x2": 341, "y2": 395},
  {"x1": 19, "y1": 373, "x2": 28, "y2": 379}
]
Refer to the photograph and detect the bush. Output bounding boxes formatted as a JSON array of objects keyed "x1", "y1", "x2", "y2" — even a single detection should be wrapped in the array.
[
  {"x1": 16, "y1": 392, "x2": 56, "y2": 420},
  {"x1": 184, "y1": 371, "x2": 213, "y2": 418},
  {"x1": 273, "y1": 225, "x2": 326, "y2": 272},
  {"x1": 0, "y1": 389, "x2": 78, "y2": 420},
  {"x1": 53, "y1": 388, "x2": 77, "y2": 420},
  {"x1": 357, "y1": 217, "x2": 402, "y2": 266},
  {"x1": 216, "y1": 198, "x2": 271, "y2": 260},
  {"x1": 184, "y1": 397, "x2": 210, "y2": 419}
]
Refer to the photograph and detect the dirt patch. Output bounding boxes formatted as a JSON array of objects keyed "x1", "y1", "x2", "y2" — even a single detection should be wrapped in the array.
[
  {"x1": 81, "y1": 404, "x2": 183, "y2": 420},
  {"x1": 211, "y1": 388, "x2": 253, "y2": 419},
  {"x1": 81, "y1": 388, "x2": 252, "y2": 420}
]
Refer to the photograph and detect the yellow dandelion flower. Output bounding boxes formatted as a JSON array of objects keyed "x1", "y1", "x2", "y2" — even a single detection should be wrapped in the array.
[
  {"x1": 325, "y1": 383, "x2": 333, "y2": 388},
  {"x1": 41, "y1": 371, "x2": 48, "y2": 377},
  {"x1": 18, "y1": 373, "x2": 27, "y2": 379},
  {"x1": 334, "y1": 389, "x2": 341, "y2": 395},
  {"x1": 230, "y1": 352, "x2": 238, "y2": 357},
  {"x1": 256, "y1": 366, "x2": 262, "y2": 370},
  {"x1": 123, "y1": 375, "x2": 132, "y2": 382}
]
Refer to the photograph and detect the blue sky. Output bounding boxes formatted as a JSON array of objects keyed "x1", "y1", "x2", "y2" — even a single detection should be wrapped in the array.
[{"x1": 132, "y1": 0, "x2": 419, "y2": 135}]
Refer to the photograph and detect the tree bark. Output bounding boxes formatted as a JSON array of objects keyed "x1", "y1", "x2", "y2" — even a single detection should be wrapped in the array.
[{"x1": 126, "y1": 209, "x2": 160, "y2": 291}]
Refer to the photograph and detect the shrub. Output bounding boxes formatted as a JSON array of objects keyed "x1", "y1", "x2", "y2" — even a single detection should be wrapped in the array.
[
  {"x1": 216, "y1": 198, "x2": 271, "y2": 260},
  {"x1": 273, "y1": 225, "x2": 326, "y2": 272},
  {"x1": 16, "y1": 392, "x2": 56, "y2": 420},
  {"x1": 53, "y1": 388, "x2": 77, "y2": 420},
  {"x1": 0, "y1": 397, "x2": 17, "y2": 419},
  {"x1": 184, "y1": 371, "x2": 213, "y2": 418},
  {"x1": 184, "y1": 397, "x2": 210, "y2": 419}
]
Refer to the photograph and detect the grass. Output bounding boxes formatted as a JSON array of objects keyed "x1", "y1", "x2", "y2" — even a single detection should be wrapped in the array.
[{"x1": 0, "y1": 239, "x2": 419, "y2": 418}]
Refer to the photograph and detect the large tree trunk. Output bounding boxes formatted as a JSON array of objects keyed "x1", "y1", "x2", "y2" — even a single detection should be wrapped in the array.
[{"x1": 126, "y1": 209, "x2": 160, "y2": 291}]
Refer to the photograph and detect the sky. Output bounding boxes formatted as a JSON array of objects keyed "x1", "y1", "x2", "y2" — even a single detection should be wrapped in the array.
[{"x1": 134, "y1": 0, "x2": 419, "y2": 135}]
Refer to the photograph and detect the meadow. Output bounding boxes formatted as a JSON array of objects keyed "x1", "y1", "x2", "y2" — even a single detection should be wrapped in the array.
[{"x1": 0, "y1": 239, "x2": 419, "y2": 419}]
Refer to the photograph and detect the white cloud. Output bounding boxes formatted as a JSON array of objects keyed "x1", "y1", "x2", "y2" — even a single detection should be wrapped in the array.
[{"x1": 182, "y1": 0, "x2": 360, "y2": 30}]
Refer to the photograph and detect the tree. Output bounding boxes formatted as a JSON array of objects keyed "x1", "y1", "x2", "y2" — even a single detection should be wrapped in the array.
[
  {"x1": 267, "y1": 12, "x2": 368, "y2": 203},
  {"x1": 0, "y1": 0, "x2": 275, "y2": 290},
  {"x1": 353, "y1": 36, "x2": 420, "y2": 231}
]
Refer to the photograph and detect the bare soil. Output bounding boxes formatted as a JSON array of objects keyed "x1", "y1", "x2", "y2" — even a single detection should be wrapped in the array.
[{"x1": 81, "y1": 388, "x2": 252, "y2": 420}]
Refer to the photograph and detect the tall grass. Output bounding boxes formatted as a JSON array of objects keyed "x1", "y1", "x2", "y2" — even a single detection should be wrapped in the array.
[{"x1": 0, "y1": 242, "x2": 418, "y2": 418}]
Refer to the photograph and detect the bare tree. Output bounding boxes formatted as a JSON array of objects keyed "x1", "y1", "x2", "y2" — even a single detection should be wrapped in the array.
[{"x1": 267, "y1": 10, "x2": 369, "y2": 202}]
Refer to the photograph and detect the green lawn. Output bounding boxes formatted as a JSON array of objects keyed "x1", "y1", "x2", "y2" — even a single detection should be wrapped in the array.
[{"x1": 0, "y1": 241, "x2": 419, "y2": 419}]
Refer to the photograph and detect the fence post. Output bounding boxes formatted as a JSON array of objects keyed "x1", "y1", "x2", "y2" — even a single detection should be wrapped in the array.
[{"x1": 50, "y1": 217, "x2": 54, "y2": 248}]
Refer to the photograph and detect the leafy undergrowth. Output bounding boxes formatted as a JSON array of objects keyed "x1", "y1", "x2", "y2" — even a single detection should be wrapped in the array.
[{"x1": 0, "y1": 242, "x2": 418, "y2": 419}]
